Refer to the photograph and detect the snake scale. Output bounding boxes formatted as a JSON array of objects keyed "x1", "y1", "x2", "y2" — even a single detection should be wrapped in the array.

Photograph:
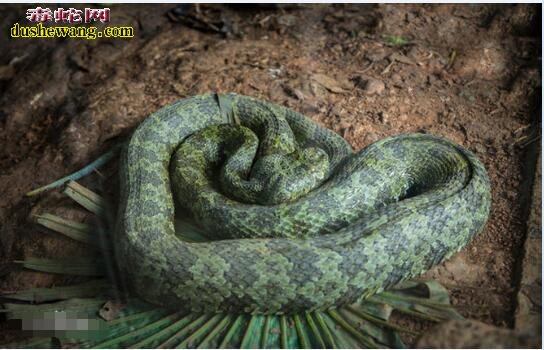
[{"x1": 115, "y1": 93, "x2": 491, "y2": 314}]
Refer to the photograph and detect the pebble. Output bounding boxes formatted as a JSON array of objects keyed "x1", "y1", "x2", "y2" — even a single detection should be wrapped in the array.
[
  {"x1": 354, "y1": 75, "x2": 385, "y2": 96},
  {"x1": 365, "y1": 48, "x2": 388, "y2": 62},
  {"x1": 405, "y1": 11, "x2": 416, "y2": 22},
  {"x1": 398, "y1": 114, "x2": 409, "y2": 122},
  {"x1": 364, "y1": 78, "x2": 385, "y2": 95},
  {"x1": 474, "y1": 143, "x2": 487, "y2": 154},
  {"x1": 391, "y1": 73, "x2": 403, "y2": 87}
]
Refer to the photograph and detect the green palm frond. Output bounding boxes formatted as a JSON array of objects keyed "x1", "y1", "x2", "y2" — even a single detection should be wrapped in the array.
[{"x1": 3, "y1": 165, "x2": 464, "y2": 348}]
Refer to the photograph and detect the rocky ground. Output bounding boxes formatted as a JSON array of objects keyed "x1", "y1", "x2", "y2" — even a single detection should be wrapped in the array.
[{"x1": 0, "y1": 4, "x2": 541, "y2": 347}]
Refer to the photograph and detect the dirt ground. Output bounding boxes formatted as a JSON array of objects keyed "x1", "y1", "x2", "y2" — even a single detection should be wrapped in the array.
[{"x1": 0, "y1": 3, "x2": 541, "y2": 347}]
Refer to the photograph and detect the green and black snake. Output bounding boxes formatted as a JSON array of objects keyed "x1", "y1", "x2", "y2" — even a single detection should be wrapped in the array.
[{"x1": 115, "y1": 93, "x2": 491, "y2": 314}]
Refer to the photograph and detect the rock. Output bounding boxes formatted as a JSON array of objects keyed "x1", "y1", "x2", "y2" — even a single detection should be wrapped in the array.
[
  {"x1": 405, "y1": 11, "x2": 416, "y2": 23},
  {"x1": 99, "y1": 301, "x2": 125, "y2": 321},
  {"x1": 417, "y1": 319, "x2": 541, "y2": 348},
  {"x1": 365, "y1": 48, "x2": 388, "y2": 62},
  {"x1": 366, "y1": 79, "x2": 385, "y2": 95},
  {"x1": 268, "y1": 67, "x2": 283, "y2": 79},
  {"x1": 398, "y1": 113, "x2": 409, "y2": 122},
  {"x1": 281, "y1": 84, "x2": 305, "y2": 101},
  {"x1": 474, "y1": 142, "x2": 487, "y2": 155},
  {"x1": 391, "y1": 73, "x2": 403, "y2": 87},
  {"x1": 363, "y1": 132, "x2": 380, "y2": 145},
  {"x1": 355, "y1": 76, "x2": 385, "y2": 96}
]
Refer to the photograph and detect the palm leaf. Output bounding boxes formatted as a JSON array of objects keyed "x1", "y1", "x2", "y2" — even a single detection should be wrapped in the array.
[
  {"x1": 3, "y1": 279, "x2": 110, "y2": 303},
  {"x1": 3, "y1": 158, "x2": 466, "y2": 349},
  {"x1": 14, "y1": 257, "x2": 105, "y2": 276},
  {"x1": 33, "y1": 214, "x2": 101, "y2": 248}
]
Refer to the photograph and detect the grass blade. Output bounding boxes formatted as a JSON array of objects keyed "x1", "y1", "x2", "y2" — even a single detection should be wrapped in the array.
[
  {"x1": 293, "y1": 314, "x2": 310, "y2": 348},
  {"x1": 280, "y1": 315, "x2": 288, "y2": 349},
  {"x1": 304, "y1": 312, "x2": 326, "y2": 349},
  {"x1": 128, "y1": 314, "x2": 192, "y2": 348},
  {"x1": 176, "y1": 313, "x2": 224, "y2": 349},
  {"x1": 197, "y1": 314, "x2": 233, "y2": 349},
  {"x1": 26, "y1": 147, "x2": 120, "y2": 197},
  {"x1": 158, "y1": 314, "x2": 210, "y2": 349},
  {"x1": 93, "y1": 312, "x2": 181, "y2": 348},
  {"x1": 346, "y1": 305, "x2": 419, "y2": 335},
  {"x1": 14, "y1": 257, "x2": 104, "y2": 276},
  {"x1": 240, "y1": 315, "x2": 265, "y2": 349},
  {"x1": 34, "y1": 214, "x2": 100, "y2": 248},
  {"x1": 64, "y1": 181, "x2": 105, "y2": 215},
  {"x1": 260, "y1": 315, "x2": 272, "y2": 349},
  {"x1": 3, "y1": 298, "x2": 106, "y2": 320},
  {"x1": 3, "y1": 279, "x2": 110, "y2": 303},
  {"x1": 327, "y1": 309, "x2": 377, "y2": 348},
  {"x1": 312, "y1": 312, "x2": 337, "y2": 349}
]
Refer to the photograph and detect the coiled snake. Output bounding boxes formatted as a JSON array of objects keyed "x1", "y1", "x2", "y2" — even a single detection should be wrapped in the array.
[{"x1": 115, "y1": 93, "x2": 491, "y2": 314}]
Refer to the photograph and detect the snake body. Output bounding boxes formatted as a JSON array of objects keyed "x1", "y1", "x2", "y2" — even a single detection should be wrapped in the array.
[{"x1": 115, "y1": 93, "x2": 491, "y2": 314}]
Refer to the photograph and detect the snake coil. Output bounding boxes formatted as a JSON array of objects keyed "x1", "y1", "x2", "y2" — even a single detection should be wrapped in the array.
[{"x1": 115, "y1": 93, "x2": 491, "y2": 314}]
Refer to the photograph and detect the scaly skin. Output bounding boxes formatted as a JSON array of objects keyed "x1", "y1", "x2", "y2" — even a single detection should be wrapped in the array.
[{"x1": 115, "y1": 93, "x2": 491, "y2": 314}]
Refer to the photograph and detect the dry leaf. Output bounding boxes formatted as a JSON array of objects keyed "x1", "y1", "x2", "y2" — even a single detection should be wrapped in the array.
[
  {"x1": 389, "y1": 52, "x2": 416, "y2": 65},
  {"x1": 311, "y1": 73, "x2": 351, "y2": 94}
]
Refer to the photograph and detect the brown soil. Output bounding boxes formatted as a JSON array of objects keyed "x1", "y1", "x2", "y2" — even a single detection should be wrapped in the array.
[{"x1": 0, "y1": 3, "x2": 541, "y2": 346}]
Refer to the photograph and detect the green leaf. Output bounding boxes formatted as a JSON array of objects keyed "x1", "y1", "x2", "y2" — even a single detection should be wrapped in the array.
[
  {"x1": 280, "y1": 315, "x2": 300, "y2": 349},
  {"x1": 197, "y1": 314, "x2": 233, "y2": 349},
  {"x1": 303, "y1": 312, "x2": 326, "y2": 349},
  {"x1": 240, "y1": 315, "x2": 265, "y2": 349},
  {"x1": 293, "y1": 313, "x2": 312, "y2": 348},
  {"x1": 64, "y1": 181, "x2": 105, "y2": 215},
  {"x1": 424, "y1": 280, "x2": 454, "y2": 304},
  {"x1": 93, "y1": 312, "x2": 182, "y2": 349},
  {"x1": 175, "y1": 313, "x2": 225, "y2": 349},
  {"x1": 14, "y1": 257, "x2": 105, "y2": 276},
  {"x1": 2, "y1": 298, "x2": 106, "y2": 320},
  {"x1": 311, "y1": 312, "x2": 336, "y2": 348},
  {"x1": 382, "y1": 34, "x2": 410, "y2": 47},
  {"x1": 260, "y1": 314, "x2": 281, "y2": 349},
  {"x1": 327, "y1": 309, "x2": 377, "y2": 348},
  {"x1": 318, "y1": 311, "x2": 357, "y2": 348},
  {"x1": 356, "y1": 299, "x2": 393, "y2": 320},
  {"x1": 346, "y1": 305, "x2": 417, "y2": 336},
  {"x1": 129, "y1": 314, "x2": 195, "y2": 348},
  {"x1": 34, "y1": 214, "x2": 101, "y2": 248},
  {"x1": 158, "y1": 314, "x2": 212, "y2": 349},
  {"x1": 25, "y1": 146, "x2": 120, "y2": 197},
  {"x1": 3, "y1": 279, "x2": 110, "y2": 302}
]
